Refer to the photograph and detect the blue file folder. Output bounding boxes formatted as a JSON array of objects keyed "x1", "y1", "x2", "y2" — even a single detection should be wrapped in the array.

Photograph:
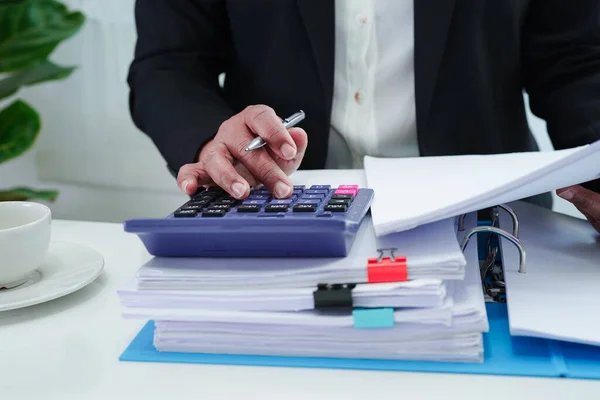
[{"x1": 119, "y1": 303, "x2": 600, "y2": 379}]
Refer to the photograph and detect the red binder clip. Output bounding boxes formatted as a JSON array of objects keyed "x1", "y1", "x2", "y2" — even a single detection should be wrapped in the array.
[{"x1": 367, "y1": 248, "x2": 408, "y2": 283}]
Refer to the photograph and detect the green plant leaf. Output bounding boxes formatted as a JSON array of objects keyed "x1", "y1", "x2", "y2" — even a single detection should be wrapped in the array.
[
  {"x1": 0, "y1": 0, "x2": 85, "y2": 72},
  {"x1": 0, "y1": 100, "x2": 40, "y2": 164},
  {"x1": 0, "y1": 187, "x2": 58, "y2": 202},
  {"x1": 0, "y1": 59, "x2": 75, "y2": 100}
]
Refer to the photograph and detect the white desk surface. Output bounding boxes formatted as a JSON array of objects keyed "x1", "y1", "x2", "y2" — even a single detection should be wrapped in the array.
[{"x1": 1, "y1": 219, "x2": 599, "y2": 400}]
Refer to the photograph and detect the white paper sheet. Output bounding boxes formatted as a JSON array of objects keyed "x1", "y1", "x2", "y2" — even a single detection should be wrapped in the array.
[
  {"x1": 150, "y1": 252, "x2": 486, "y2": 363},
  {"x1": 118, "y1": 279, "x2": 448, "y2": 311},
  {"x1": 153, "y1": 333, "x2": 484, "y2": 363},
  {"x1": 364, "y1": 140, "x2": 600, "y2": 236},
  {"x1": 500, "y1": 201, "x2": 600, "y2": 346}
]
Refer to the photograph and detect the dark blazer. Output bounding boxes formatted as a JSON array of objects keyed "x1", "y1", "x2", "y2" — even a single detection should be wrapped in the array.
[{"x1": 128, "y1": 0, "x2": 600, "y2": 197}]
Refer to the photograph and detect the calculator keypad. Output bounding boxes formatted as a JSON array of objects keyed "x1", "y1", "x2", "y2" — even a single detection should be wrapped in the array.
[{"x1": 173, "y1": 184, "x2": 360, "y2": 218}]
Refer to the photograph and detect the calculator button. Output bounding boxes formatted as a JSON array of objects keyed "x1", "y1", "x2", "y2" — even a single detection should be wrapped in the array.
[
  {"x1": 174, "y1": 209, "x2": 198, "y2": 218},
  {"x1": 310, "y1": 185, "x2": 330, "y2": 189},
  {"x1": 195, "y1": 194, "x2": 216, "y2": 202},
  {"x1": 202, "y1": 209, "x2": 226, "y2": 217},
  {"x1": 265, "y1": 204, "x2": 289, "y2": 213},
  {"x1": 205, "y1": 186, "x2": 225, "y2": 194},
  {"x1": 305, "y1": 189, "x2": 329, "y2": 195},
  {"x1": 297, "y1": 199, "x2": 320, "y2": 205},
  {"x1": 214, "y1": 199, "x2": 238, "y2": 206},
  {"x1": 300, "y1": 194, "x2": 324, "y2": 201},
  {"x1": 271, "y1": 199, "x2": 293, "y2": 205},
  {"x1": 208, "y1": 204, "x2": 231, "y2": 211},
  {"x1": 243, "y1": 199, "x2": 268, "y2": 206},
  {"x1": 181, "y1": 204, "x2": 204, "y2": 210},
  {"x1": 324, "y1": 204, "x2": 347, "y2": 212},
  {"x1": 334, "y1": 189, "x2": 357, "y2": 196},
  {"x1": 252, "y1": 189, "x2": 271, "y2": 195},
  {"x1": 188, "y1": 199, "x2": 211, "y2": 207},
  {"x1": 248, "y1": 194, "x2": 270, "y2": 200},
  {"x1": 237, "y1": 204, "x2": 261, "y2": 213},
  {"x1": 292, "y1": 189, "x2": 304, "y2": 196},
  {"x1": 331, "y1": 194, "x2": 353, "y2": 201},
  {"x1": 293, "y1": 185, "x2": 306, "y2": 190},
  {"x1": 293, "y1": 204, "x2": 317, "y2": 212},
  {"x1": 328, "y1": 199, "x2": 351, "y2": 206}
]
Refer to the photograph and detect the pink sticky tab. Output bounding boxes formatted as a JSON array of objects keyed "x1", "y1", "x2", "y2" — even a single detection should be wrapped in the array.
[
  {"x1": 334, "y1": 189, "x2": 358, "y2": 196},
  {"x1": 337, "y1": 185, "x2": 359, "y2": 190}
]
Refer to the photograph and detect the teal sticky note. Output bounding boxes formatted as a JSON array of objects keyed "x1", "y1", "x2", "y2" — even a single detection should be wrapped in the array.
[{"x1": 352, "y1": 308, "x2": 395, "y2": 329}]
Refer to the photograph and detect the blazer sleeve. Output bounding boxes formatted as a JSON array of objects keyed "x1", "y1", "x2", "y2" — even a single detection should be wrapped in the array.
[
  {"x1": 521, "y1": 0, "x2": 600, "y2": 193},
  {"x1": 128, "y1": 0, "x2": 235, "y2": 175}
]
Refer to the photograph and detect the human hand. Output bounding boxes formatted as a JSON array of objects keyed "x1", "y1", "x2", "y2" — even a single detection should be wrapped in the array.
[
  {"x1": 176, "y1": 105, "x2": 308, "y2": 199},
  {"x1": 557, "y1": 185, "x2": 600, "y2": 233}
]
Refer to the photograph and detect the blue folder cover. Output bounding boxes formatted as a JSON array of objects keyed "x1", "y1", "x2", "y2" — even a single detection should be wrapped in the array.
[{"x1": 119, "y1": 303, "x2": 600, "y2": 379}]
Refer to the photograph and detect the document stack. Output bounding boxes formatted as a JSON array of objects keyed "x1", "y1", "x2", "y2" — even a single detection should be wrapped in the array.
[
  {"x1": 118, "y1": 207, "x2": 489, "y2": 363},
  {"x1": 118, "y1": 139, "x2": 600, "y2": 372}
]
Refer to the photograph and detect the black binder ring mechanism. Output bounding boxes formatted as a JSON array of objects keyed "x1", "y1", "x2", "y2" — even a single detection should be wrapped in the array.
[
  {"x1": 461, "y1": 226, "x2": 527, "y2": 274},
  {"x1": 458, "y1": 204, "x2": 519, "y2": 238}
]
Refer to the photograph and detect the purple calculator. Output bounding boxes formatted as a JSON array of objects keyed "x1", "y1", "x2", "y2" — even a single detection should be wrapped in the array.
[{"x1": 123, "y1": 184, "x2": 374, "y2": 257}]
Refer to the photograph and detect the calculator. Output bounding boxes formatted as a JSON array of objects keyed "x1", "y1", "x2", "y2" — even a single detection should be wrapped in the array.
[{"x1": 124, "y1": 184, "x2": 374, "y2": 257}]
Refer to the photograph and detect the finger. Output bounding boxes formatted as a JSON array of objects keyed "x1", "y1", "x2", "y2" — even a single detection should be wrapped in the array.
[
  {"x1": 203, "y1": 150, "x2": 251, "y2": 199},
  {"x1": 233, "y1": 161, "x2": 260, "y2": 188},
  {"x1": 235, "y1": 147, "x2": 292, "y2": 198},
  {"x1": 243, "y1": 105, "x2": 297, "y2": 160},
  {"x1": 264, "y1": 127, "x2": 308, "y2": 176},
  {"x1": 177, "y1": 163, "x2": 212, "y2": 195},
  {"x1": 557, "y1": 185, "x2": 600, "y2": 218},
  {"x1": 225, "y1": 125, "x2": 293, "y2": 198}
]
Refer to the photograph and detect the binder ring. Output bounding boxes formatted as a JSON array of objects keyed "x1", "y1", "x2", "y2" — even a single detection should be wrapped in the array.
[
  {"x1": 460, "y1": 226, "x2": 527, "y2": 274},
  {"x1": 497, "y1": 204, "x2": 519, "y2": 238},
  {"x1": 458, "y1": 214, "x2": 467, "y2": 231},
  {"x1": 457, "y1": 205, "x2": 519, "y2": 237},
  {"x1": 376, "y1": 248, "x2": 398, "y2": 262}
]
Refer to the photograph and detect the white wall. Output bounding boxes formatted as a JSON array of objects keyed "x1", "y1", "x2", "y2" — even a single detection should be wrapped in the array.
[{"x1": 0, "y1": 0, "x2": 583, "y2": 223}]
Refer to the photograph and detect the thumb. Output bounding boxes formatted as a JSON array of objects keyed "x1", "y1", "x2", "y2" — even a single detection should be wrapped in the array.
[
  {"x1": 557, "y1": 185, "x2": 600, "y2": 218},
  {"x1": 287, "y1": 127, "x2": 308, "y2": 159}
]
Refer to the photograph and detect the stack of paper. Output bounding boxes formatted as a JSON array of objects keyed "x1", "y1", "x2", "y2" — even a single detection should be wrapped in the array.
[
  {"x1": 364, "y1": 140, "x2": 600, "y2": 236},
  {"x1": 120, "y1": 227, "x2": 487, "y2": 363},
  {"x1": 118, "y1": 170, "x2": 492, "y2": 363}
]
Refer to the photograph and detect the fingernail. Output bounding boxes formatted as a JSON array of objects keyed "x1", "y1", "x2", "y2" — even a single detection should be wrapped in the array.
[
  {"x1": 558, "y1": 190, "x2": 574, "y2": 201},
  {"x1": 280, "y1": 143, "x2": 296, "y2": 160},
  {"x1": 231, "y1": 181, "x2": 247, "y2": 198},
  {"x1": 182, "y1": 179, "x2": 191, "y2": 193},
  {"x1": 274, "y1": 181, "x2": 292, "y2": 198}
]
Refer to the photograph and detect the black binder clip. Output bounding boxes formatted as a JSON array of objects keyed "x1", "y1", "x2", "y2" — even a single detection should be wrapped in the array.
[{"x1": 313, "y1": 283, "x2": 356, "y2": 311}]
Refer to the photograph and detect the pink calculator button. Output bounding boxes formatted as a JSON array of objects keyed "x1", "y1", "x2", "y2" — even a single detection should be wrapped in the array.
[
  {"x1": 335, "y1": 188, "x2": 358, "y2": 196},
  {"x1": 337, "y1": 185, "x2": 359, "y2": 190}
]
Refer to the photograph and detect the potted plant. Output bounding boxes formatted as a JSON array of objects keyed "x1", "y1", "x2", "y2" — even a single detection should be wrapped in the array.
[{"x1": 0, "y1": 0, "x2": 85, "y2": 202}]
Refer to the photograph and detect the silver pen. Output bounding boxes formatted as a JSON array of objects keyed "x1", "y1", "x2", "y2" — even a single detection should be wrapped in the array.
[{"x1": 245, "y1": 110, "x2": 305, "y2": 151}]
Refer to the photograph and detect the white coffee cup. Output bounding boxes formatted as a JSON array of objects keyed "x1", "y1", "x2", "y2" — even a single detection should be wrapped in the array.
[{"x1": 0, "y1": 201, "x2": 51, "y2": 288}]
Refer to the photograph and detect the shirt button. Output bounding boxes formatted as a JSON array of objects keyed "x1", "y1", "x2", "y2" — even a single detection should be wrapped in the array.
[
  {"x1": 354, "y1": 91, "x2": 364, "y2": 104},
  {"x1": 355, "y1": 14, "x2": 368, "y2": 25}
]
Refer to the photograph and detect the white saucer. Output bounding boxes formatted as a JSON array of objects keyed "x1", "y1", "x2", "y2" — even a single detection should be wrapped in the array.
[{"x1": 0, "y1": 241, "x2": 104, "y2": 312}]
